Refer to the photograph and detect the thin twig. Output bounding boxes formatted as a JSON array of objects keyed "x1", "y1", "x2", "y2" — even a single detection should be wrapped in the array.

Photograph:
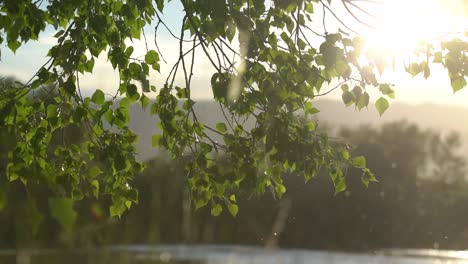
[
  {"x1": 315, "y1": 76, "x2": 356, "y2": 97},
  {"x1": 181, "y1": 0, "x2": 222, "y2": 73},
  {"x1": 154, "y1": 21, "x2": 168, "y2": 64},
  {"x1": 154, "y1": 11, "x2": 193, "y2": 42},
  {"x1": 320, "y1": 0, "x2": 358, "y2": 34},
  {"x1": 142, "y1": 28, "x2": 149, "y2": 53},
  {"x1": 341, "y1": 0, "x2": 373, "y2": 28}
]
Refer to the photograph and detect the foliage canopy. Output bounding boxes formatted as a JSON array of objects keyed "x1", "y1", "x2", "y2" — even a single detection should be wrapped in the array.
[{"x1": 0, "y1": 0, "x2": 466, "y2": 231}]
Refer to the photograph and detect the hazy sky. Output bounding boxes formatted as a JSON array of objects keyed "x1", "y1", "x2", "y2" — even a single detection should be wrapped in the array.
[{"x1": 1, "y1": 0, "x2": 467, "y2": 108}]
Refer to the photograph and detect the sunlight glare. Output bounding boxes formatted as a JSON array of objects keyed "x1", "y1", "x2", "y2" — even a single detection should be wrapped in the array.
[{"x1": 364, "y1": 0, "x2": 467, "y2": 59}]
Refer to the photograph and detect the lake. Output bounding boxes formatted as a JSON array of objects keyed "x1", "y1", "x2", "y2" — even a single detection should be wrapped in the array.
[{"x1": 2, "y1": 245, "x2": 468, "y2": 264}]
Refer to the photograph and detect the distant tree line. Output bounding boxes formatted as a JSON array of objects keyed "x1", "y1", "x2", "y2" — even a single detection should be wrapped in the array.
[{"x1": 111, "y1": 121, "x2": 468, "y2": 251}]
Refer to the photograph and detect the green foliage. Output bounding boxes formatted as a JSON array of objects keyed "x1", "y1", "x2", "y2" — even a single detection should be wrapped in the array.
[
  {"x1": 38, "y1": 123, "x2": 463, "y2": 249},
  {"x1": 0, "y1": 0, "x2": 466, "y2": 235},
  {"x1": 48, "y1": 198, "x2": 76, "y2": 234},
  {"x1": 360, "y1": 168, "x2": 377, "y2": 188}
]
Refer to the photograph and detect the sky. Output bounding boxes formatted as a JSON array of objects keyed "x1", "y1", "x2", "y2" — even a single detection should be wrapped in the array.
[{"x1": 1, "y1": 0, "x2": 468, "y2": 108}]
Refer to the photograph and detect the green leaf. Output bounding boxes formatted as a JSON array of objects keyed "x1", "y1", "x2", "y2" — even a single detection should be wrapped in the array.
[
  {"x1": 54, "y1": 30, "x2": 65, "y2": 38},
  {"x1": 85, "y1": 59, "x2": 95, "y2": 72},
  {"x1": 307, "y1": 121, "x2": 316, "y2": 131},
  {"x1": 110, "y1": 203, "x2": 126, "y2": 218},
  {"x1": 352, "y1": 156, "x2": 366, "y2": 168},
  {"x1": 128, "y1": 189, "x2": 138, "y2": 203},
  {"x1": 433, "y1": 52, "x2": 443, "y2": 63},
  {"x1": 6, "y1": 163, "x2": 19, "y2": 182},
  {"x1": 341, "y1": 150, "x2": 349, "y2": 160},
  {"x1": 130, "y1": 19, "x2": 144, "y2": 39},
  {"x1": 216, "y1": 122, "x2": 227, "y2": 133},
  {"x1": 125, "y1": 46, "x2": 134, "y2": 57},
  {"x1": 357, "y1": 92, "x2": 369, "y2": 110},
  {"x1": 352, "y1": 86, "x2": 362, "y2": 98},
  {"x1": 141, "y1": 77, "x2": 150, "y2": 93},
  {"x1": 361, "y1": 169, "x2": 378, "y2": 187},
  {"x1": 334, "y1": 176, "x2": 346, "y2": 194},
  {"x1": 305, "y1": 101, "x2": 320, "y2": 114},
  {"x1": 152, "y1": 134, "x2": 161, "y2": 147},
  {"x1": 175, "y1": 86, "x2": 188, "y2": 98},
  {"x1": 375, "y1": 97, "x2": 389, "y2": 116},
  {"x1": 47, "y1": 104, "x2": 58, "y2": 118},
  {"x1": 228, "y1": 203, "x2": 239, "y2": 217},
  {"x1": 145, "y1": 50, "x2": 159, "y2": 65},
  {"x1": 379, "y1": 84, "x2": 394, "y2": 96},
  {"x1": 195, "y1": 199, "x2": 208, "y2": 209},
  {"x1": 211, "y1": 203, "x2": 223, "y2": 216},
  {"x1": 91, "y1": 89, "x2": 105, "y2": 105},
  {"x1": 451, "y1": 76, "x2": 467, "y2": 92},
  {"x1": 275, "y1": 184, "x2": 286, "y2": 198},
  {"x1": 140, "y1": 94, "x2": 150, "y2": 110},
  {"x1": 335, "y1": 60, "x2": 349, "y2": 76},
  {"x1": 280, "y1": 32, "x2": 290, "y2": 43},
  {"x1": 91, "y1": 180, "x2": 99, "y2": 198},
  {"x1": 125, "y1": 200, "x2": 133, "y2": 209},
  {"x1": 48, "y1": 198, "x2": 77, "y2": 234},
  {"x1": 127, "y1": 84, "x2": 140, "y2": 100},
  {"x1": 63, "y1": 78, "x2": 76, "y2": 94},
  {"x1": 8, "y1": 40, "x2": 21, "y2": 53},
  {"x1": 129, "y1": 63, "x2": 141, "y2": 78},
  {"x1": 229, "y1": 194, "x2": 236, "y2": 202},
  {"x1": 73, "y1": 107, "x2": 88, "y2": 123},
  {"x1": 407, "y1": 62, "x2": 422, "y2": 77},
  {"x1": 89, "y1": 166, "x2": 102, "y2": 178},
  {"x1": 423, "y1": 62, "x2": 431, "y2": 79},
  {"x1": 156, "y1": 0, "x2": 164, "y2": 11},
  {"x1": 120, "y1": 97, "x2": 131, "y2": 108},
  {"x1": 342, "y1": 91, "x2": 354, "y2": 106}
]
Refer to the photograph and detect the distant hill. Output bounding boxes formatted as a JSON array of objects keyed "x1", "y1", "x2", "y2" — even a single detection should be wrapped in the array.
[{"x1": 128, "y1": 99, "x2": 468, "y2": 161}]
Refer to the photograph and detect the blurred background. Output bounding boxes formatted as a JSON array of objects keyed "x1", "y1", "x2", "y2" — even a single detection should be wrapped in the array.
[
  {"x1": 2, "y1": 84, "x2": 468, "y2": 254},
  {"x1": 1, "y1": 0, "x2": 467, "y2": 263}
]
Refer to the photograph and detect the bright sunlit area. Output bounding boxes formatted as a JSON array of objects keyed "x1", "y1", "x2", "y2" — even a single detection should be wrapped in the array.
[
  {"x1": 321, "y1": 0, "x2": 468, "y2": 106},
  {"x1": 363, "y1": 0, "x2": 466, "y2": 58}
]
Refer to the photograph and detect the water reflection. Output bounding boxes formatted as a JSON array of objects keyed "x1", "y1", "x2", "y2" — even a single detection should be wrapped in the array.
[{"x1": 2, "y1": 245, "x2": 468, "y2": 264}]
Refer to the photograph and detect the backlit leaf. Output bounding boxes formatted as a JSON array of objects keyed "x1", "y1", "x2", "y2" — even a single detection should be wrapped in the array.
[
  {"x1": 91, "y1": 89, "x2": 105, "y2": 105},
  {"x1": 216, "y1": 122, "x2": 227, "y2": 133},
  {"x1": 375, "y1": 97, "x2": 389, "y2": 116},
  {"x1": 228, "y1": 203, "x2": 239, "y2": 217},
  {"x1": 211, "y1": 203, "x2": 223, "y2": 216},
  {"x1": 352, "y1": 156, "x2": 366, "y2": 169}
]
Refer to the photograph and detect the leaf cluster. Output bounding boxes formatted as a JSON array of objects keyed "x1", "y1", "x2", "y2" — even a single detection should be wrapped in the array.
[{"x1": 0, "y1": 0, "x2": 465, "y2": 230}]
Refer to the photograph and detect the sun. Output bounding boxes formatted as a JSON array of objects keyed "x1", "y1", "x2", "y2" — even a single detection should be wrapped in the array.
[{"x1": 363, "y1": 0, "x2": 467, "y2": 60}]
